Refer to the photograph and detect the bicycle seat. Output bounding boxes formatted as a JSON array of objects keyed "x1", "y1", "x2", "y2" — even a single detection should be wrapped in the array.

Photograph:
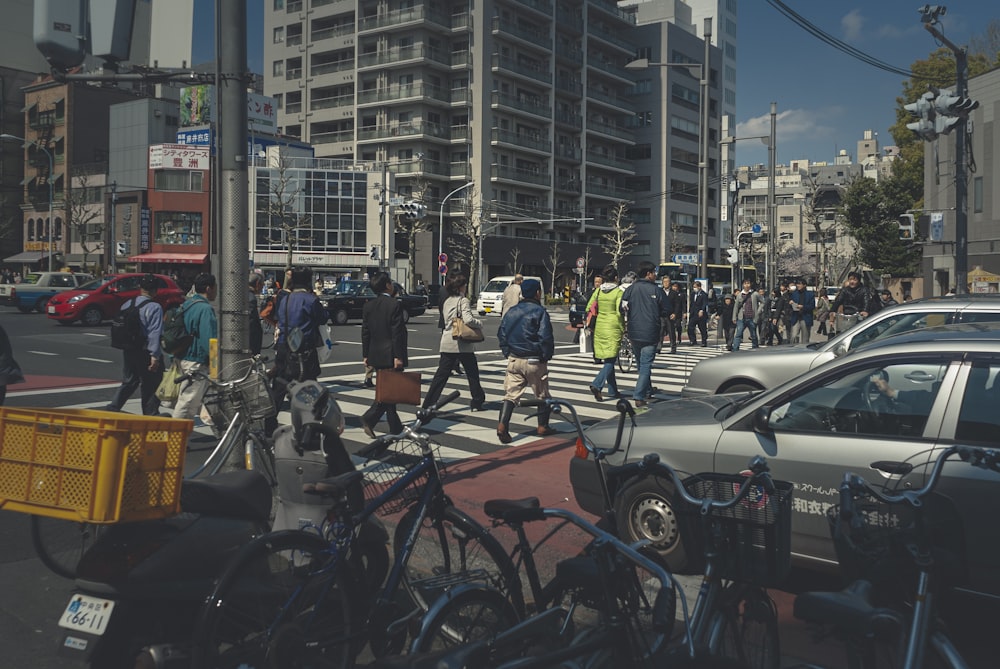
[
  {"x1": 181, "y1": 470, "x2": 272, "y2": 523},
  {"x1": 303, "y1": 470, "x2": 365, "y2": 498},
  {"x1": 483, "y1": 497, "x2": 540, "y2": 520},
  {"x1": 793, "y1": 579, "x2": 903, "y2": 641}
]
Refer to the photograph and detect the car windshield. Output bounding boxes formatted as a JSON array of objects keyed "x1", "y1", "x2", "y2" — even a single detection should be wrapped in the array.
[
  {"x1": 483, "y1": 280, "x2": 509, "y2": 292},
  {"x1": 332, "y1": 281, "x2": 366, "y2": 295},
  {"x1": 22, "y1": 273, "x2": 43, "y2": 285},
  {"x1": 77, "y1": 277, "x2": 114, "y2": 291}
]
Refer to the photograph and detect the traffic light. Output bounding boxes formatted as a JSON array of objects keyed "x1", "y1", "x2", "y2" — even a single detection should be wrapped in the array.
[
  {"x1": 904, "y1": 91, "x2": 938, "y2": 141},
  {"x1": 369, "y1": 245, "x2": 378, "y2": 260},
  {"x1": 725, "y1": 248, "x2": 739, "y2": 264},
  {"x1": 898, "y1": 214, "x2": 915, "y2": 242},
  {"x1": 115, "y1": 241, "x2": 127, "y2": 256},
  {"x1": 933, "y1": 89, "x2": 979, "y2": 136},
  {"x1": 398, "y1": 201, "x2": 427, "y2": 220}
]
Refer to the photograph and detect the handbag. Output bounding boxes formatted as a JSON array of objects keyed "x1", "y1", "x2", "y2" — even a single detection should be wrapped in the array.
[
  {"x1": 584, "y1": 298, "x2": 599, "y2": 329},
  {"x1": 374, "y1": 369, "x2": 421, "y2": 405},
  {"x1": 315, "y1": 323, "x2": 334, "y2": 363},
  {"x1": 155, "y1": 359, "x2": 182, "y2": 403},
  {"x1": 450, "y1": 297, "x2": 485, "y2": 342}
]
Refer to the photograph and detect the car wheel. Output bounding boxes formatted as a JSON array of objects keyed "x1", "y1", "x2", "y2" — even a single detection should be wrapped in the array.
[
  {"x1": 401, "y1": 310, "x2": 410, "y2": 324},
  {"x1": 332, "y1": 308, "x2": 349, "y2": 325},
  {"x1": 81, "y1": 306, "x2": 103, "y2": 326},
  {"x1": 34, "y1": 296, "x2": 49, "y2": 313},
  {"x1": 616, "y1": 476, "x2": 690, "y2": 572},
  {"x1": 56, "y1": 319, "x2": 74, "y2": 326},
  {"x1": 17, "y1": 305, "x2": 33, "y2": 314},
  {"x1": 719, "y1": 381, "x2": 763, "y2": 394}
]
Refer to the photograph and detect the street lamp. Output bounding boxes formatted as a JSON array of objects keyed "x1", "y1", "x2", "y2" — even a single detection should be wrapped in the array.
[
  {"x1": 438, "y1": 180, "x2": 474, "y2": 277},
  {"x1": 626, "y1": 21, "x2": 712, "y2": 279},
  {"x1": 2, "y1": 133, "x2": 55, "y2": 272}
]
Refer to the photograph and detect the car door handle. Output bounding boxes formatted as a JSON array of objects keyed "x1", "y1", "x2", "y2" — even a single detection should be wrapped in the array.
[
  {"x1": 903, "y1": 371, "x2": 936, "y2": 382},
  {"x1": 871, "y1": 460, "x2": 913, "y2": 476}
]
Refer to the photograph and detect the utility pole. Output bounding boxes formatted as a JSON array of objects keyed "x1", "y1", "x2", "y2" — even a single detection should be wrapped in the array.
[
  {"x1": 767, "y1": 103, "x2": 777, "y2": 289},
  {"x1": 698, "y1": 18, "x2": 712, "y2": 281},
  {"x1": 109, "y1": 181, "x2": 117, "y2": 273},
  {"x1": 217, "y1": 0, "x2": 249, "y2": 370}
]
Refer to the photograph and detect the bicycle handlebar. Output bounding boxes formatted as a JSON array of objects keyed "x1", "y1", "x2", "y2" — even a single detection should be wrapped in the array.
[
  {"x1": 520, "y1": 396, "x2": 633, "y2": 455},
  {"x1": 355, "y1": 390, "x2": 461, "y2": 460},
  {"x1": 174, "y1": 355, "x2": 264, "y2": 386},
  {"x1": 838, "y1": 445, "x2": 1000, "y2": 521}
]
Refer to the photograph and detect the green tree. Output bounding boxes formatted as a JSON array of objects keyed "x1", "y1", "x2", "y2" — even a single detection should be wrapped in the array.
[{"x1": 838, "y1": 176, "x2": 921, "y2": 278}]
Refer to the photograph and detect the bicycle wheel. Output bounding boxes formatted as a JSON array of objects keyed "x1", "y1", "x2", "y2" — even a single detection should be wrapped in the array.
[
  {"x1": 260, "y1": 318, "x2": 276, "y2": 349},
  {"x1": 616, "y1": 559, "x2": 675, "y2": 660},
  {"x1": 395, "y1": 503, "x2": 524, "y2": 616},
  {"x1": 192, "y1": 530, "x2": 357, "y2": 669},
  {"x1": 412, "y1": 584, "x2": 519, "y2": 653},
  {"x1": 618, "y1": 338, "x2": 634, "y2": 373},
  {"x1": 30, "y1": 515, "x2": 105, "y2": 579},
  {"x1": 730, "y1": 585, "x2": 780, "y2": 669}
]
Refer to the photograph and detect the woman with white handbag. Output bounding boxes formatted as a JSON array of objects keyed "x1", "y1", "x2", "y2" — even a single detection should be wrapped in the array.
[{"x1": 422, "y1": 273, "x2": 487, "y2": 412}]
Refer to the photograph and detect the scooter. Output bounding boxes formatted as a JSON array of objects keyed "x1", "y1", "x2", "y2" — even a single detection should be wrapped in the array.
[{"x1": 56, "y1": 380, "x2": 386, "y2": 669}]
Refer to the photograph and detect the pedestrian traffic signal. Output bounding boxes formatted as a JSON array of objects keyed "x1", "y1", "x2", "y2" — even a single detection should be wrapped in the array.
[
  {"x1": 898, "y1": 214, "x2": 915, "y2": 241},
  {"x1": 904, "y1": 91, "x2": 938, "y2": 141},
  {"x1": 725, "y1": 248, "x2": 739, "y2": 264},
  {"x1": 115, "y1": 241, "x2": 127, "y2": 256},
  {"x1": 398, "y1": 201, "x2": 427, "y2": 220}
]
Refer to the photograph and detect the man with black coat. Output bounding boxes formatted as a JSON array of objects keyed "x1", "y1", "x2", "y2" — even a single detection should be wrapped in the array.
[
  {"x1": 687, "y1": 280, "x2": 709, "y2": 347},
  {"x1": 622, "y1": 262, "x2": 670, "y2": 406},
  {"x1": 361, "y1": 272, "x2": 408, "y2": 437},
  {"x1": 828, "y1": 271, "x2": 879, "y2": 331}
]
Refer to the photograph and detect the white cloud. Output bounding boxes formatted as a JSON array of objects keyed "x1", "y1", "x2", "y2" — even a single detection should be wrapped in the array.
[
  {"x1": 736, "y1": 108, "x2": 838, "y2": 145},
  {"x1": 841, "y1": 9, "x2": 865, "y2": 42}
]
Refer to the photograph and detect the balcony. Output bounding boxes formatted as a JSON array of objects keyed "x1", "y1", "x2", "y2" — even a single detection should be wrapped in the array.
[
  {"x1": 311, "y1": 94, "x2": 354, "y2": 111},
  {"x1": 555, "y1": 44, "x2": 583, "y2": 65},
  {"x1": 491, "y1": 54, "x2": 552, "y2": 84},
  {"x1": 311, "y1": 59, "x2": 354, "y2": 76},
  {"x1": 357, "y1": 44, "x2": 450, "y2": 69},
  {"x1": 586, "y1": 150, "x2": 632, "y2": 172},
  {"x1": 286, "y1": 34, "x2": 303, "y2": 47},
  {"x1": 554, "y1": 110, "x2": 582, "y2": 129},
  {"x1": 285, "y1": 102, "x2": 303, "y2": 114},
  {"x1": 586, "y1": 119, "x2": 633, "y2": 142},
  {"x1": 356, "y1": 120, "x2": 452, "y2": 142},
  {"x1": 491, "y1": 91, "x2": 550, "y2": 119},
  {"x1": 511, "y1": 0, "x2": 553, "y2": 17},
  {"x1": 555, "y1": 8, "x2": 583, "y2": 33},
  {"x1": 554, "y1": 145, "x2": 582, "y2": 161},
  {"x1": 588, "y1": 25, "x2": 633, "y2": 53},
  {"x1": 586, "y1": 0, "x2": 636, "y2": 24},
  {"x1": 554, "y1": 178, "x2": 582, "y2": 194},
  {"x1": 587, "y1": 57, "x2": 632, "y2": 83},
  {"x1": 450, "y1": 125, "x2": 471, "y2": 141},
  {"x1": 310, "y1": 129, "x2": 355, "y2": 145},
  {"x1": 585, "y1": 181, "x2": 632, "y2": 200},
  {"x1": 356, "y1": 83, "x2": 451, "y2": 106},
  {"x1": 491, "y1": 17, "x2": 552, "y2": 51},
  {"x1": 286, "y1": 68, "x2": 303, "y2": 80},
  {"x1": 357, "y1": 5, "x2": 451, "y2": 32},
  {"x1": 451, "y1": 50, "x2": 472, "y2": 67},
  {"x1": 555, "y1": 75, "x2": 582, "y2": 98},
  {"x1": 491, "y1": 128, "x2": 551, "y2": 154},
  {"x1": 312, "y1": 24, "x2": 354, "y2": 42},
  {"x1": 490, "y1": 164, "x2": 551, "y2": 187},
  {"x1": 287, "y1": 0, "x2": 302, "y2": 12},
  {"x1": 586, "y1": 87, "x2": 632, "y2": 113}
]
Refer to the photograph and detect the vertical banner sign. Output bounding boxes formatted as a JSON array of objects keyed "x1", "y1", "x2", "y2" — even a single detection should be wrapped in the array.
[
  {"x1": 930, "y1": 212, "x2": 944, "y2": 243},
  {"x1": 140, "y1": 208, "x2": 152, "y2": 253}
]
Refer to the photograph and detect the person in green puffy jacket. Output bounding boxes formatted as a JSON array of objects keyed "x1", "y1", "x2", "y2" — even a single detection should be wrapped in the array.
[{"x1": 587, "y1": 266, "x2": 625, "y2": 402}]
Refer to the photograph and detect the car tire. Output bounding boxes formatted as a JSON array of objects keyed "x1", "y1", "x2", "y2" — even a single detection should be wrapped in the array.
[
  {"x1": 17, "y1": 305, "x2": 33, "y2": 314},
  {"x1": 331, "y1": 308, "x2": 349, "y2": 325},
  {"x1": 719, "y1": 381, "x2": 763, "y2": 394},
  {"x1": 34, "y1": 296, "x2": 49, "y2": 313},
  {"x1": 616, "y1": 476, "x2": 690, "y2": 573},
  {"x1": 81, "y1": 306, "x2": 103, "y2": 326}
]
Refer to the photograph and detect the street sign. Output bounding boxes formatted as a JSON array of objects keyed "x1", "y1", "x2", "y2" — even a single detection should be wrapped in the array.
[
  {"x1": 572, "y1": 268, "x2": 585, "y2": 275},
  {"x1": 672, "y1": 253, "x2": 700, "y2": 264},
  {"x1": 930, "y1": 212, "x2": 944, "y2": 242},
  {"x1": 438, "y1": 252, "x2": 448, "y2": 263},
  {"x1": 576, "y1": 256, "x2": 585, "y2": 268},
  {"x1": 438, "y1": 264, "x2": 448, "y2": 275},
  {"x1": 751, "y1": 224, "x2": 763, "y2": 237},
  {"x1": 389, "y1": 196, "x2": 404, "y2": 206}
]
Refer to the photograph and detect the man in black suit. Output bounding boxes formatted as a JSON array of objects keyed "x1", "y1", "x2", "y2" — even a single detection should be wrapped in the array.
[
  {"x1": 687, "y1": 280, "x2": 709, "y2": 346},
  {"x1": 361, "y1": 272, "x2": 408, "y2": 436}
]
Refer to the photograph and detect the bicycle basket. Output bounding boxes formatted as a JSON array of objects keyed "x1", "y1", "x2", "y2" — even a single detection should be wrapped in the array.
[
  {"x1": 677, "y1": 473, "x2": 793, "y2": 587},
  {"x1": 202, "y1": 359, "x2": 277, "y2": 430},
  {"x1": 359, "y1": 438, "x2": 443, "y2": 516},
  {"x1": 827, "y1": 489, "x2": 967, "y2": 595}
]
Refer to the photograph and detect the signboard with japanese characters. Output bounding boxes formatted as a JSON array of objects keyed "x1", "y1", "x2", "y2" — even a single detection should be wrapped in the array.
[
  {"x1": 149, "y1": 144, "x2": 211, "y2": 170},
  {"x1": 179, "y1": 85, "x2": 278, "y2": 133}
]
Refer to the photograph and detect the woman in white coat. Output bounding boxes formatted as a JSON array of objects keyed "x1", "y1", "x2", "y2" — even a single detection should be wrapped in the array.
[{"x1": 422, "y1": 273, "x2": 487, "y2": 411}]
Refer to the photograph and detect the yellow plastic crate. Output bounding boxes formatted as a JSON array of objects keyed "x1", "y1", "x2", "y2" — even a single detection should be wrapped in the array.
[{"x1": 0, "y1": 408, "x2": 193, "y2": 523}]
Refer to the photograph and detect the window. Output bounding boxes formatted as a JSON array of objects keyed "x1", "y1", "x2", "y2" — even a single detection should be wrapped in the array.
[
  {"x1": 974, "y1": 176, "x2": 983, "y2": 213},
  {"x1": 957, "y1": 362, "x2": 1000, "y2": 442},
  {"x1": 273, "y1": 60, "x2": 284, "y2": 77},
  {"x1": 767, "y1": 360, "x2": 947, "y2": 438},
  {"x1": 273, "y1": 0, "x2": 284, "y2": 8},
  {"x1": 670, "y1": 116, "x2": 699, "y2": 136},
  {"x1": 155, "y1": 212, "x2": 204, "y2": 245},
  {"x1": 154, "y1": 170, "x2": 204, "y2": 192},
  {"x1": 636, "y1": 111, "x2": 652, "y2": 126},
  {"x1": 672, "y1": 83, "x2": 699, "y2": 105},
  {"x1": 273, "y1": 26, "x2": 284, "y2": 43}
]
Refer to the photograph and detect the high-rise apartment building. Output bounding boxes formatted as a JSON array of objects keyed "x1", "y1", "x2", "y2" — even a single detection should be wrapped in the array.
[{"x1": 264, "y1": 0, "x2": 646, "y2": 284}]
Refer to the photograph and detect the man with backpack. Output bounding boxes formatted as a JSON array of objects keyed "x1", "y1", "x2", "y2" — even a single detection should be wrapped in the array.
[
  {"x1": 171, "y1": 273, "x2": 218, "y2": 420},
  {"x1": 106, "y1": 273, "x2": 164, "y2": 415}
]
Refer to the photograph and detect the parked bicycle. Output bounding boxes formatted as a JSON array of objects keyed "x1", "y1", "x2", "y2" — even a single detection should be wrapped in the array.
[
  {"x1": 29, "y1": 355, "x2": 279, "y2": 579},
  {"x1": 793, "y1": 445, "x2": 1000, "y2": 669},
  {"x1": 190, "y1": 390, "x2": 520, "y2": 668}
]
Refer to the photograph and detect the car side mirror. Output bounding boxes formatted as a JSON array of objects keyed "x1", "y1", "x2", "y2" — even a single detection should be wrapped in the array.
[
  {"x1": 752, "y1": 406, "x2": 773, "y2": 434},
  {"x1": 832, "y1": 341, "x2": 848, "y2": 357}
]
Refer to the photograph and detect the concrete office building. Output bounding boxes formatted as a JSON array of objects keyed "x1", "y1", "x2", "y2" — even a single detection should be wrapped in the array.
[{"x1": 264, "y1": 0, "x2": 647, "y2": 289}]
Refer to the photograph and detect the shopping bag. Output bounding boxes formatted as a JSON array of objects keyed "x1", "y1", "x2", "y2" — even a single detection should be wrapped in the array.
[
  {"x1": 316, "y1": 324, "x2": 334, "y2": 363},
  {"x1": 156, "y1": 360, "x2": 182, "y2": 403}
]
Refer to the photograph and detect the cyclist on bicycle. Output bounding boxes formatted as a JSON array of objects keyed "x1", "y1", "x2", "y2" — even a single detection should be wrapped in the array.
[{"x1": 828, "y1": 271, "x2": 880, "y2": 329}]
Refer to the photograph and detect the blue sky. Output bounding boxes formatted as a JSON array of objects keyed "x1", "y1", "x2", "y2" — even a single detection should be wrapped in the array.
[{"x1": 195, "y1": 1, "x2": 995, "y2": 168}]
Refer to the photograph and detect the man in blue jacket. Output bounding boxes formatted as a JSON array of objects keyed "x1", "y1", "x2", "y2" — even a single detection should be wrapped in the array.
[
  {"x1": 173, "y1": 273, "x2": 218, "y2": 420},
  {"x1": 496, "y1": 279, "x2": 555, "y2": 443},
  {"x1": 622, "y1": 261, "x2": 670, "y2": 407},
  {"x1": 788, "y1": 278, "x2": 816, "y2": 344}
]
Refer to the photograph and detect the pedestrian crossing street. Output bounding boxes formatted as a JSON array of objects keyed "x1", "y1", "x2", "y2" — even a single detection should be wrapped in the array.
[{"x1": 316, "y1": 344, "x2": 726, "y2": 459}]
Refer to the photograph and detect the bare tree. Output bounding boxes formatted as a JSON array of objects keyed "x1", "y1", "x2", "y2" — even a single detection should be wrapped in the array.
[
  {"x1": 509, "y1": 247, "x2": 523, "y2": 275},
  {"x1": 543, "y1": 240, "x2": 561, "y2": 301},
  {"x1": 263, "y1": 151, "x2": 312, "y2": 270},
  {"x1": 602, "y1": 201, "x2": 636, "y2": 269},
  {"x1": 447, "y1": 190, "x2": 484, "y2": 295},
  {"x1": 395, "y1": 178, "x2": 434, "y2": 291},
  {"x1": 66, "y1": 170, "x2": 105, "y2": 272}
]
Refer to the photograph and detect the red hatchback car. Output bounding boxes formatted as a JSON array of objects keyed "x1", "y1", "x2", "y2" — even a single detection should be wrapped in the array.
[{"x1": 47, "y1": 273, "x2": 186, "y2": 326}]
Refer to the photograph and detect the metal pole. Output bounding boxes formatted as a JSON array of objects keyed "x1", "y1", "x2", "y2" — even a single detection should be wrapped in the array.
[
  {"x1": 45, "y1": 147, "x2": 53, "y2": 272},
  {"x1": 698, "y1": 18, "x2": 712, "y2": 281},
  {"x1": 109, "y1": 181, "x2": 117, "y2": 273},
  {"x1": 217, "y1": 0, "x2": 249, "y2": 370},
  {"x1": 954, "y1": 50, "x2": 969, "y2": 295},
  {"x1": 438, "y1": 181, "x2": 474, "y2": 275},
  {"x1": 381, "y1": 159, "x2": 388, "y2": 271},
  {"x1": 767, "y1": 102, "x2": 777, "y2": 289}
]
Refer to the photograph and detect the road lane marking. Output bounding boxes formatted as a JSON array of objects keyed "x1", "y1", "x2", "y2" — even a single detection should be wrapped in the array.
[
  {"x1": 78, "y1": 357, "x2": 114, "y2": 363},
  {"x1": 28, "y1": 350, "x2": 58, "y2": 356}
]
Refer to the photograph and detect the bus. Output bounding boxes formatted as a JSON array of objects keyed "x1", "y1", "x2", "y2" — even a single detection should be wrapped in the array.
[{"x1": 657, "y1": 262, "x2": 759, "y2": 294}]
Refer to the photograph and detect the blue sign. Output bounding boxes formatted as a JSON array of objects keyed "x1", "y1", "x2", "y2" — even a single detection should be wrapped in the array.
[
  {"x1": 672, "y1": 253, "x2": 701, "y2": 264},
  {"x1": 751, "y1": 224, "x2": 763, "y2": 236}
]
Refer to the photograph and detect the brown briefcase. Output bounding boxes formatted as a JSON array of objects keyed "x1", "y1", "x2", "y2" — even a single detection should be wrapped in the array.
[{"x1": 374, "y1": 369, "x2": 421, "y2": 405}]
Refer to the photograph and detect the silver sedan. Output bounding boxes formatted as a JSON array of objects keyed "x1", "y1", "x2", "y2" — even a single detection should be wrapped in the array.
[
  {"x1": 682, "y1": 295, "x2": 1000, "y2": 396},
  {"x1": 570, "y1": 325, "x2": 1000, "y2": 597}
]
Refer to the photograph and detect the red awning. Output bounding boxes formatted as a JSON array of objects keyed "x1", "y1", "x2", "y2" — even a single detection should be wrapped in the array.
[{"x1": 128, "y1": 253, "x2": 207, "y2": 265}]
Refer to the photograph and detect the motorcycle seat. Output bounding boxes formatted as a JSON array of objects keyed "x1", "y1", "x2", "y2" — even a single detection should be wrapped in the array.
[{"x1": 181, "y1": 470, "x2": 273, "y2": 523}]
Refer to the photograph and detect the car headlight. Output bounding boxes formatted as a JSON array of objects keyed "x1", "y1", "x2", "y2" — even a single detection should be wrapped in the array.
[{"x1": 67, "y1": 294, "x2": 87, "y2": 303}]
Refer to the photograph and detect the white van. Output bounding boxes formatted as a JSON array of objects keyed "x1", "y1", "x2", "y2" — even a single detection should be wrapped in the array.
[{"x1": 476, "y1": 275, "x2": 544, "y2": 315}]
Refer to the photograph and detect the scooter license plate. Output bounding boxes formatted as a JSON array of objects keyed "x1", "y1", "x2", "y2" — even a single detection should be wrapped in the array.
[{"x1": 58, "y1": 594, "x2": 116, "y2": 636}]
